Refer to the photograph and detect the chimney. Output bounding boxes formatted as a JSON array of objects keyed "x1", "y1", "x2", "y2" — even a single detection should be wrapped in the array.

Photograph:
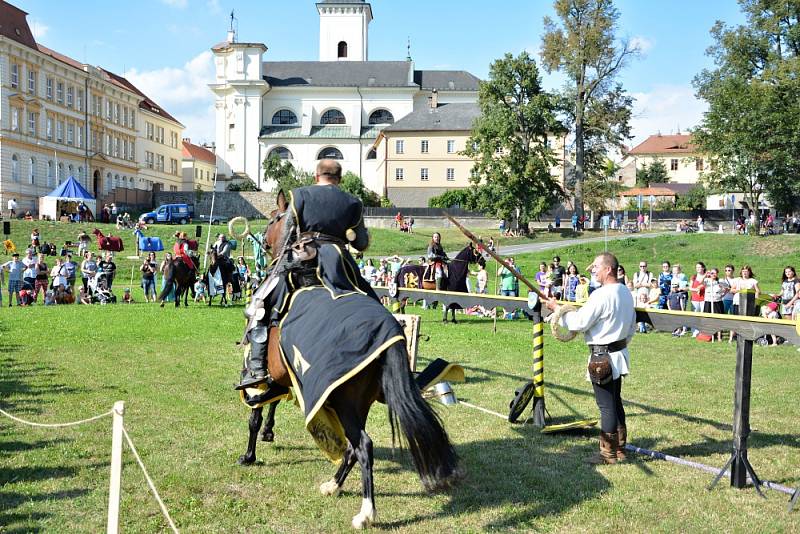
[
  {"x1": 430, "y1": 89, "x2": 438, "y2": 109},
  {"x1": 183, "y1": 138, "x2": 191, "y2": 144}
]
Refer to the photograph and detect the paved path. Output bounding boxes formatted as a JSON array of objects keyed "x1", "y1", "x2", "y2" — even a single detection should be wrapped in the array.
[{"x1": 484, "y1": 231, "x2": 668, "y2": 257}]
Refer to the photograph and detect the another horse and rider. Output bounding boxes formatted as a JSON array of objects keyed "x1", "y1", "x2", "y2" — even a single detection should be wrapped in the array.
[
  {"x1": 234, "y1": 159, "x2": 462, "y2": 528},
  {"x1": 158, "y1": 231, "x2": 198, "y2": 307},
  {"x1": 395, "y1": 232, "x2": 486, "y2": 322},
  {"x1": 204, "y1": 234, "x2": 241, "y2": 306}
]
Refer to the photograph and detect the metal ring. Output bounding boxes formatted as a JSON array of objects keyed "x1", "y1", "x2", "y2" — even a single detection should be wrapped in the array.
[
  {"x1": 550, "y1": 304, "x2": 579, "y2": 342},
  {"x1": 228, "y1": 216, "x2": 250, "y2": 239}
]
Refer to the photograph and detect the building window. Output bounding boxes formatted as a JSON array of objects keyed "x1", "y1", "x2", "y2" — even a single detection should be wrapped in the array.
[
  {"x1": 317, "y1": 147, "x2": 343, "y2": 160},
  {"x1": 420, "y1": 168, "x2": 429, "y2": 181},
  {"x1": 56, "y1": 81, "x2": 64, "y2": 103},
  {"x1": 76, "y1": 89, "x2": 83, "y2": 111},
  {"x1": 320, "y1": 109, "x2": 346, "y2": 125},
  {"x1": 114, "y1": 137, "x2": 119, "y2": 158},
  {"x1": 106, "y1": 99, "x2": 112, "y2": 120},
  {"x1": 157, "y1": 154, "x2": 165, "y2": 172},
  {"x1": 420, "y1": 140, "x2": 429, "y2": 154},
  {"x1": 46, "y1": 117, "x2": 53, "y2": 140},
  {"x1": 56, "y1": 121, "x2": 63, "y2": 143},
  {"x1": 28, "y1": 112, "x2": 36, "y2": 136},
  {"x1": 67, "y1": 124, "x2": 74, "y2": 145},
  {"x1": 11, "y1": 154, "x2": 19, "y2": 182},
  {"x1": 171, "y1": 158, "x2": 178, "y2": 175},
  {"x1": 10, "y1": 108, "x2": 19, "y2": 131},
  {"x1": 170, "y1": 131, "x2": 178, "y2": 149},
  {"x1": 145, "y1": 151, "x2": 154, "y2": 169},
  {"x1": 446, "y1": 168, "x2": 455, "y2": 181},
  {"x1": 366, "y1": 148, "x2": 376, "y2": 160},
  {"x1": 271, "y1": 109, "x2": 298, "y2": 125},
  {"x1": 146, "y1": 122, "x2": 154, "y2": 140},
  {"x1": 122, "y1": 106, "x2": 128, "y2": 127},
  {"x1": 696, "y1": 158, "x2": 704, "y2": 171},
  {"x1": 194, "y1": 168, "x2": 198, "y2": 179},
  {"x1": 10, "y1": 63, "x2": 18, "y2": 88},
  {"x1": 395, "y1": 168, "x2": 404, "y2": 181},
  {"x1": 114, "y1": 103, "x2": 119, "y2": 124},
  {"x1": 27, "y1": 70, "x2": 35, "y2": 93},
  {"x1": 68, "y1": 164, "x2": 74, "y2": 179},
  {"x1": 268, "y1": 146, "x2": 293, "y2": 160},
  {"x1": 395, "y1": 140, "x2": 404, "y2": 154},
  {"x1": 77, "y1": 126, "x2": 83, "y2": 148},
  {"x1": 105, "y1": 134, "x2": 111, "y2": 155},
  {"x1": 46, "y1": 77, "x2": 53, "y2": 99},
  {"x1": 58, "y1": 163, "x2": 64, "y2": 183},
  {"x1": 47, "y1": 161, "x2": 54, "y2": 187},
  {"x1": 337, "y1": 41, "x2": 348, "y2": 58},
  {"x1": 129, "y1": 140, "x2": 135, "y2": 160},
  {"x1": 670, "y1": 158, "x2": 678, "y2": 171},
  {"x1": 157, "y1": 126, "x2": 165, "y2": 144},
  {"x1": 368, "y1": 109, "x2": 394, "y2": 125},
  {"x1": 66, "y1": 86, "x2": 73, "y2": 107},
  {"x1": 29, "y1": 157, "x2": 35, "y2": 184},
  {"x1": 130, "y1": 110, "x2": 135, "y2": 128},
  {"x1": 447, "y1": 140, "x2": 456, "y2": 153}
]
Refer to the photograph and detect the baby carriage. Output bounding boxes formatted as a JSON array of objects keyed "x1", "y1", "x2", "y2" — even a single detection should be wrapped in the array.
[{"x1": 89, "y1": 272, "x2": 117, "y2": 304}]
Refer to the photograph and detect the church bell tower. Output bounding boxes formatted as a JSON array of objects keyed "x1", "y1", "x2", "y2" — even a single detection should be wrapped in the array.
[{"x1": 317, "y1": 0, "x2": 372, "y2": 61}]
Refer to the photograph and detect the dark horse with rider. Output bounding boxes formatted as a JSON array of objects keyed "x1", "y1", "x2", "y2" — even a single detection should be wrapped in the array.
[{"x1": 234, "y1": 159, "x2": 461, "y2": 529}]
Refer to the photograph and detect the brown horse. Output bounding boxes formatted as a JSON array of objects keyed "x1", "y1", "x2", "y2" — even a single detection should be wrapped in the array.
[
  {"x1": 158, "y1": 258, "x2": 196, "y2": 307},
  {"x1": 92, "y1": 228, "x2": 124, "y2": 252},
  {"x1": 238, "y1": 191, "x2": 461, "y2": 529}
]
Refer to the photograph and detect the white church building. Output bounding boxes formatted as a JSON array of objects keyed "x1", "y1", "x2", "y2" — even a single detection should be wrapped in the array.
[{"x1": 209, "y1": 0, "x2": 480, "y2": 196}]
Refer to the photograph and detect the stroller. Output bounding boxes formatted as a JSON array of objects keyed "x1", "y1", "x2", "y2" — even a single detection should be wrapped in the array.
[{"x1": 88, "y1": 272, "x2": 117, "y2": 304}]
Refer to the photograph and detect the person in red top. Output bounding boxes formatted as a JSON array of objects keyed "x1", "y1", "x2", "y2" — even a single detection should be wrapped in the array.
[
  {"x1": 689, "y1": 261, "x2": 706, "y2": 336},
  {"x1": 173, "y1": 232, "x2": 195, "y2": 272}
]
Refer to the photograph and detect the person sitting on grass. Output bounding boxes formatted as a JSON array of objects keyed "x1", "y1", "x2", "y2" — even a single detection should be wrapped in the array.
[
  {"x1": 194, "y1": 279, "x2": 207, "y2": 303},
  {"x1": 122, "y1": 288, "x2": 134, "y2": 304}
]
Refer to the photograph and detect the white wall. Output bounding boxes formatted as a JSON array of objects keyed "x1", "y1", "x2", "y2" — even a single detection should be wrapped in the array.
[{"x1": 318, "y1": 7, "x2": 369, "y2": 61}]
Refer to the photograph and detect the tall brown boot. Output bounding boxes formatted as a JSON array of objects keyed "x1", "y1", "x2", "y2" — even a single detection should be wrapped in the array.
[
  {"x1": 587, "y1": 431, "x2": 618, "y2": 465},
  {"x1": 616, "y1": 425, "x2": 627, "y2": 461}
]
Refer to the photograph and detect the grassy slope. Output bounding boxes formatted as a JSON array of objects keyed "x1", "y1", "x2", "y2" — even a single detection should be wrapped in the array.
[{"x1": 2, "y1": 230, "x2": 800, "y2": 531}]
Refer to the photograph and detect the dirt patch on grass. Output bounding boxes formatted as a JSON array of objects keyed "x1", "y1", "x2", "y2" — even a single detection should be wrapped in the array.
[{"x1": 749, "y1": 238, "x2": 797, "y2": 257}]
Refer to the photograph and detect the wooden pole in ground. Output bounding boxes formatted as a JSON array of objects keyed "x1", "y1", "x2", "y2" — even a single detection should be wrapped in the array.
[{"x1": 107, "y1": 400, "x2": 125, "y2": 534}]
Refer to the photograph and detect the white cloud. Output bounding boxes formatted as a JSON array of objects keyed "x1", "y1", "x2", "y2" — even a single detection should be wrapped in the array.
[
  {"x1": 630, "y1": 35, "x2": 654, "y2": 55},
  {"x1": 124, "y1": 51, "x2": 216, "y2": 143},
  {"x1": 629, "y1": 84, "x2": 707, "y2": 146},
  {"x1": 161, "y1": 0, "x2": 188, "y2": 7},
  {"x1": 30, "y1": 19, "x2": 49, "y2": 40}
]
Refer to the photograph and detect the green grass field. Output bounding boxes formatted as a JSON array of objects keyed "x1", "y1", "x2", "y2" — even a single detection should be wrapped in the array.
[{"x1": 2, "y1": 230, "x2": 800, "y2": 532}]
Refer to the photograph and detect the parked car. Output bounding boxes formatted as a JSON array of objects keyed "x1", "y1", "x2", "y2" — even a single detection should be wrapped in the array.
[
  {"x1": 139, "y1": 203, "x2": 193, "y2": 225},
  {"x1": 198, "y1": 214, "x2": 229, "y2": 225}
]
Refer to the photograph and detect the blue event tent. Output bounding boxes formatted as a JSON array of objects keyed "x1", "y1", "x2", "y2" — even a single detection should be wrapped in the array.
[{"x1": 39, "y1": 176, "x2": 96, "y2": 220}]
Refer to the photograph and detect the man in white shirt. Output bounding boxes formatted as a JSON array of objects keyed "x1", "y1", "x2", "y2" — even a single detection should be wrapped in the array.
[
  {"x1": 7, "y1": 198, "x2": 17, "y2": 218},
  {"x1": 545, "y1": 252, "x2": 637, "y2": 465}
]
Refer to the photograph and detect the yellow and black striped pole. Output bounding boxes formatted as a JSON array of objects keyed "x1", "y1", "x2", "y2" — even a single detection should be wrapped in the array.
[{"x1": 530, "y1": 310, "x2": 547, "y2": 427}]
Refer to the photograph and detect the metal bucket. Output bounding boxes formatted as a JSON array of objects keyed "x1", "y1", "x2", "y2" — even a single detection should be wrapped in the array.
[{"x1": 430, "y1": 381, "x2": 457, "y2": 406}]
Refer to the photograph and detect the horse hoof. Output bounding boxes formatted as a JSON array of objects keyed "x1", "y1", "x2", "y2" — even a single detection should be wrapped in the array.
[
  {"x1": 237, "y1": 454, "x2": 256, "y2": 466},
  {"x1": 351, "y1": 500, "x2": 376, "y2": 529},
  {"x1": 319, "y1": 479, "x2": 340, "y2": 496},
  {"x1": 260, "y1": 431, "x2": 274, "y2": 442}
]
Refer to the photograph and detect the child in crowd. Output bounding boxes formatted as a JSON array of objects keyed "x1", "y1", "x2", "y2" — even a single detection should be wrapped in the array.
[
  {"x1": 194, "y1": 280, "x2": 207, "y2": 303},
  {"x1": 647, "y1": 278, "x2": 661, "y2": 308},
  {"x1": 122, "y1": 288, "x2": 134, "y2": 304},
  {"x1": 575, "y1": 275, "x2": 590, "y2": 302},
  {"x1": 44, "y1": 290, "x2": 55, "y2": 306},
  {"x1": 760, "y1": 301, "x2": 781, "y2": 346}
]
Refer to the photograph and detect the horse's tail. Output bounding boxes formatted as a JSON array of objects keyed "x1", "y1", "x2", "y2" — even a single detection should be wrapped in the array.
[
  {"x1": 157, "y1": 263, "x2": 175, "y2": 302},
  {"x1": 382, "y1": 342, "x2": 462, "y2": 492}
]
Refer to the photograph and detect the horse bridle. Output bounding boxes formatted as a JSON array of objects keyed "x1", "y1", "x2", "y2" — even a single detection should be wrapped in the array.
[{"x1": 262, "y1": 210, "x2": 287, "y2": 256}]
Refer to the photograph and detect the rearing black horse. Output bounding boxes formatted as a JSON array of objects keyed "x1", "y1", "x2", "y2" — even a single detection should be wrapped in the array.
[{"x1": 395, "y1": 243, "x2": 485, "y2": 323}]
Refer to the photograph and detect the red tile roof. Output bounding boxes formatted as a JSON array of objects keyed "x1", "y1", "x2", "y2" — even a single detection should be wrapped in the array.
[
  {"x1": 619, "y1": 186, "x2": 677, "y2": 197},
  {"x1": 182, "y1": 141, "x2": 216, "y2": 164},
  {"x1": 629, "y1": 134, "x2": 696, "y2": 155},
  {"x1": 36, "y1": 43, "x2": 83, "y2": 70},
  {"x1": 0, "y1": 1, "x2": 37, "y2": 50}
]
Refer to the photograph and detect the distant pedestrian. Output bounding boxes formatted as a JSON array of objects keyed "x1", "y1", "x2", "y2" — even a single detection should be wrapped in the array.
[{"x1": 7, "y1": 197, "x2": 17, "y2": 218}]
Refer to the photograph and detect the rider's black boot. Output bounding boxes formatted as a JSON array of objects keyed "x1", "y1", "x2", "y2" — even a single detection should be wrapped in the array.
[{"x1": 235, "y1": 339, "x2": 268, "y2": 390}]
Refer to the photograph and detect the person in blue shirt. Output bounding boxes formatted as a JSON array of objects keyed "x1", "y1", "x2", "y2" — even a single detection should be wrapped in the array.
[
  {"x1": 571, "y1": 213, "x2": 579, "y2": 232},
  {"x1": 1, "y1": 253, "x2": 25, "y2": 306},
  {"x1": 657, "y1": 261, "x2": 673, "y2": 309}
]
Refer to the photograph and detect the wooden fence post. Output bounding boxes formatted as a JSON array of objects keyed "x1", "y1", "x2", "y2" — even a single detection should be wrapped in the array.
[{"x1": 107, "y1": 400, "x2": 125, "y2": 534}]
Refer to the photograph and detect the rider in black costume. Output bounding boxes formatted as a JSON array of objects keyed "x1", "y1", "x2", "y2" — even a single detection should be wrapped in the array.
[
  {"x1": 426, "y1": 232, "x2": 449, "y2": 290},
  {"x1": 235, "y1": 159, "x2": 372, "y2": 390}
]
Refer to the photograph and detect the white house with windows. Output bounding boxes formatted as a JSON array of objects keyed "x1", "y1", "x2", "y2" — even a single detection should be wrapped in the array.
[{"x1": 209, "y1": 0, "x2": 480, "y2": 195}]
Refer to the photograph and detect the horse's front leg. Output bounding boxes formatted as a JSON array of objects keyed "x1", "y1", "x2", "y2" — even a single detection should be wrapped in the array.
[
  {"x1": 238, "y1": 407, "x2": 264, "y2": 465},
  {"x1": 260, "y1": 401, "x2": 278, "y2": 442},
  {"x1": 351, "y1": 429, "x2": 376, "y2": 529}
]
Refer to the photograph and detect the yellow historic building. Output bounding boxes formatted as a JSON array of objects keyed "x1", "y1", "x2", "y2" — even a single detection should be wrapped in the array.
[
  {"x1": 0, "y1": 1, "x2": 183, "y2": 215},
  {"x1": 182, "y1": 139, "x2": 217, "y2": 191},
  {"x1": 620, "y1": 134, "x2": 705, "y2": 186}
]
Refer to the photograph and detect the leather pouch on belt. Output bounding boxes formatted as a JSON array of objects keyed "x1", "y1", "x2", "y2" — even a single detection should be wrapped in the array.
[{"x1": 588, "y1": 349, "x2": 613, "y2": 385}]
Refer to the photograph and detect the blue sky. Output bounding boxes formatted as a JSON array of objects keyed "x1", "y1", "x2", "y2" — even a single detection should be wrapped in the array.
[{"x1": 15, "y1": 0, "x2": 745, "y2": 146}]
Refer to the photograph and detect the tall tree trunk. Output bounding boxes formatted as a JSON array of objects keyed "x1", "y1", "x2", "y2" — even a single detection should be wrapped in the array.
[{"x1": 574, "y1": 91, "x2": 586, "y2": 218}]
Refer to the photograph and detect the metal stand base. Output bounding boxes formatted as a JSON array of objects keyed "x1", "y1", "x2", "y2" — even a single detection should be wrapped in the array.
[{"x1": 708, "y1": 450, "x2": 766, "y2": 499}]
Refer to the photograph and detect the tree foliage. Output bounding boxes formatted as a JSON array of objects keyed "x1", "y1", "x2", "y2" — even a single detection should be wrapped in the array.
[
  {"x1": 262, "y1": 155, "x2": 313, "y2": 195},
  {"x1": 339, "y1": 171, "x2": 382, "y2": 207},
  {"x1": 692, "y1": 0, "x2": 800, "y2": 221},
  {"x1": 428, "y1": 189, "x2": 474, "y2": 209},
  {"x1": 227, "y1": 178, "x2": 260, "y2": 192},
  {"x1": 581, "y1": 158, "x2": 625, "y2": 213},
  {"x1": 463, "y1": 51, "x2": 564, "y2": 228},
  {"x1": 635, "y1": 160, "x2": 669, "y2": 187},
  {"x1": 674, "y1": 184, "x2": 708, "y2": 211},
  {"x1": 541, "y1": 0, "x2": 637, "y2": 218}
]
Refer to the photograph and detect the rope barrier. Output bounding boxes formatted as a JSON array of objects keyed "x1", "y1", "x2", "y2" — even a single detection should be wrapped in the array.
[
  {"x1": 122, "y1": 427, "x2": 180, "y2": 534},
  {"x1": 0, "y1": 407, "x2": 113, "y2": 428}
]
